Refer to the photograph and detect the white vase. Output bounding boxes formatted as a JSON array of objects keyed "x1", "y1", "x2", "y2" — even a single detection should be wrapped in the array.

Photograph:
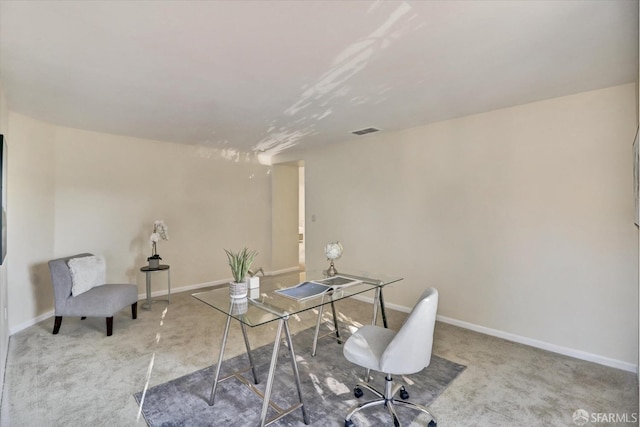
[
  {"x1": 230, "y1": 297, "x2": 249, "y2": 315},
  {"x1": 248, "y1": 276, "x2": 260, "y2": 289},
  {"x1": 229, "y1": 281, "x2": 248, "y2": 299}
]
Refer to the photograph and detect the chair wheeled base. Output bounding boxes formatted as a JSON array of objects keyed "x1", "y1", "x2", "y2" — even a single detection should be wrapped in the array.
[{"x1": 344, "y1": 374, "x2": 437, "y2": 427}]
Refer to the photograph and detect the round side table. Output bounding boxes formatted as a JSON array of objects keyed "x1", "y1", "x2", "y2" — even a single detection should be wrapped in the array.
[{"x1": 140, "y1": 264, "x2": 171, "y2": 310}]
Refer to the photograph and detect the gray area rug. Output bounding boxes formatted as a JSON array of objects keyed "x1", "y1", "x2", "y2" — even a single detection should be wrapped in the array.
[{"x1": 134, "y1": 328, "x2": 466, "y2": 426}]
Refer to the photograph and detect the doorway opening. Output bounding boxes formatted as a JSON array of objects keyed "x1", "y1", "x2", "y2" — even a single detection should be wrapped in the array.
[{"x1": 298, "y1": 163, "x2": 305, "y2": 270}]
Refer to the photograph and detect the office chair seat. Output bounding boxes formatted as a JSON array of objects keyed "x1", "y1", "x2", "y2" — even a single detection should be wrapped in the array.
[{"x1": 343, "y1": 288, "x2": 438, "y2": 427}]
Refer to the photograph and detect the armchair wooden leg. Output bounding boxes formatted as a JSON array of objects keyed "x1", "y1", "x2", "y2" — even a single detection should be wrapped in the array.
[
  {"x1": 132, "y1": 302, "x2": 138, "y2": 319},
  {"x1": 106, "y1": 317, "x2": 113, "y2": 336},
  {"x1": 53, "y1": 316, "x2": 62, "y2": 334}
]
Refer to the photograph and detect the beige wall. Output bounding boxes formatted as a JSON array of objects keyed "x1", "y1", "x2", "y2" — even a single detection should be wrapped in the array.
[
  {"x1": 6, "y1": 113, "x2": 56, "y2": 332},
  {"x1": 0, "y1": 81, "x2": 9, "y2": 400},
  {"x1": 3, "y1": 83, "x2": 637, "y2": 371},
  {"x1": 6, "y1": 116, "x2": 273, "y2": 332},
  {"x1": 289, "y1": 83, "x2": 638, "y2": 369}
]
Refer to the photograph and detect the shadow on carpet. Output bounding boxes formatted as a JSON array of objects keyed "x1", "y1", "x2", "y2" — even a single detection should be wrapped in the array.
[{"x1": 134, "y1": 327, "x2": 465, "y2": 426}]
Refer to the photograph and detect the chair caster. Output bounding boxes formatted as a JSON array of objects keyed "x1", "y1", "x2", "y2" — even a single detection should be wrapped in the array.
[
  {"x1": 353, "y1": 386, "x2": 363, "y2": 398},
  {"x1": 399, "y1": 386, "x2": 409, "y2": 400},
  {"x1": 345, "y1": 419, "x2": 354, "y2": 427},
  {"x1": 428, "y1": 420, "x2": 437, "y2": 427}
]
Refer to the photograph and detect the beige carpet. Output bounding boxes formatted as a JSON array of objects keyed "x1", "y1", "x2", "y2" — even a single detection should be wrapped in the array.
[{"x1": 1, "y1": 283, "x2": 638, "y2": 426}]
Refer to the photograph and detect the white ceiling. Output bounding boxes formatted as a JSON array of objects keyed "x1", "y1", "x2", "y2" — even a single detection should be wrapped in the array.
[{"x1": 0, "y1": 1, "x2": 637, "y2": 157}]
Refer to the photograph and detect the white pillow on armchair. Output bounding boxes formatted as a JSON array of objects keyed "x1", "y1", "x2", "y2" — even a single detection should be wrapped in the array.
[{"x1": 67, "y1": 255, "x2": 106, "y2": 296}]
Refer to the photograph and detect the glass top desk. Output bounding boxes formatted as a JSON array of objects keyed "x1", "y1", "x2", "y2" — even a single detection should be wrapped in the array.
[{"x1": 193, "y1": 270, "x2": 402, "y2": 427}]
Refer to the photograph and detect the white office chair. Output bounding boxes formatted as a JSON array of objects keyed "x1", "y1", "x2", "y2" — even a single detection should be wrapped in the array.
[{"x1": 343, "y1": 288, "x2": 438, "y2": 427}]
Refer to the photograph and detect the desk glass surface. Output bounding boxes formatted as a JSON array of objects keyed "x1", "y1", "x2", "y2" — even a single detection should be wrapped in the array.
[{"x1": 192, "y1": 270, "x2": 402, "y2": 327}]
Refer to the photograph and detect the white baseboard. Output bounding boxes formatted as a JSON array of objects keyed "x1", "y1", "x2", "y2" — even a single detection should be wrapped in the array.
[
  {"x1": 265, "y1": 266, "x2": 301, "y2": 275},
  {"x1": 9, "y1": 310, "x2": 54, "y2": 336},
  {"x1": 14, "y1": 272, "x2": 636, "y2": 374},
  {"x1": 350, "y1": 294, "x2": 411, "y2": 313},
  {"x1": 142, "y1": 266, "x2": 302, "y2": 299},
  {"x1": 141, "y1": 278, "x2": 230, "y2": 299},
  {"x1": 9, "y1": 267, "x2": 304, "y2": 336},
  {"x1": 351, "y1": 295, "x2": 637, "y2": 373},
  {"x1": 436, "y1": 315, "x2": 638, "y2": 373}
]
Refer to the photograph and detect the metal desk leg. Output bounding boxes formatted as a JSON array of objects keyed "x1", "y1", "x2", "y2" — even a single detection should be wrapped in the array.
[
  {"x1": 167, "y1": 268, "x2": 171, "y2": 304},
  {"x1": 283, "y1": 319, "x2": 310, "y2": 424},
  {"x1": 311, "y1": 297, "x2": 325, "y2": 357},
  {"x1": 372, "y1": 287, "x2": 381, "y2": 326},
  {"x1": 240, "y1": 322, "x2": 259, "y2": 385},
  {"x1": 145, "y1": 273, "x2": 152, "y2": 308},
  {"x1": 370, "y1": 285, "x2": 388, "y2": 328},
  {"x1": 260, "y1": 318, "x2": 284, "y2": 426},
  {"x1": 329, "y1": 298, "x2": 341, "y2": 344},
  {"x1": 312, "y1": 293, "x2": 342, "y2": 357},
  {"x1": 209, "y1": 310, "x2": 232, "y2": 406},
  {"x1": 260, "y1": 316, "x2": 309, "y2": 426},
  {"x1": 378, "y1": 287, "x2": 388, "y2": 328},
  {"x1": 366, "y1": 286, "x2": 387, "y2": 382}
]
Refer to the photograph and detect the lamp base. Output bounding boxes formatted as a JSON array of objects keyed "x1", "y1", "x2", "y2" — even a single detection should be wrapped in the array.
[{"x1": 327, "y1": 260, "x2": 337, "y2": 276}]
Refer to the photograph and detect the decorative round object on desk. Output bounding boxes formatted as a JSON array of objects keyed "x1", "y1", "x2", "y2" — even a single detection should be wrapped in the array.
[{"x1": 324, "y1": 241, "x2": 343, "y2": 277}]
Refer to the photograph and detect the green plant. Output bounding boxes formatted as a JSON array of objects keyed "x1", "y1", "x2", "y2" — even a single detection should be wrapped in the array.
[{"x1": 225, "y1": 247, "x2": 258, "y2": 283}]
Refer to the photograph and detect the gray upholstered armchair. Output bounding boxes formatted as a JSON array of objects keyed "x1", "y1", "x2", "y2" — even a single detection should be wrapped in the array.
[{"x1": 48, "y1": 253, "x2": 138, "y2": 336}]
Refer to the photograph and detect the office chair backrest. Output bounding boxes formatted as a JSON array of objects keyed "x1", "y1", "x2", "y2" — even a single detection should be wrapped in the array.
[{"x1": 379, "y1": 287, "x2": 438, "y2": 374}]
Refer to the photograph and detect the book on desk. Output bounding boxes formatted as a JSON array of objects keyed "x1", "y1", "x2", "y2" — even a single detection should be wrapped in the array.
[{"x1": 275, "y1": 275, "x2": 362, "y2": 301}]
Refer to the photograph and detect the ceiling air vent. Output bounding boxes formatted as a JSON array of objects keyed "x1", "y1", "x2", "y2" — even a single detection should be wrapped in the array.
[{"x1": 352, "y1": 127, "x2": 380, "y2": 136}]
